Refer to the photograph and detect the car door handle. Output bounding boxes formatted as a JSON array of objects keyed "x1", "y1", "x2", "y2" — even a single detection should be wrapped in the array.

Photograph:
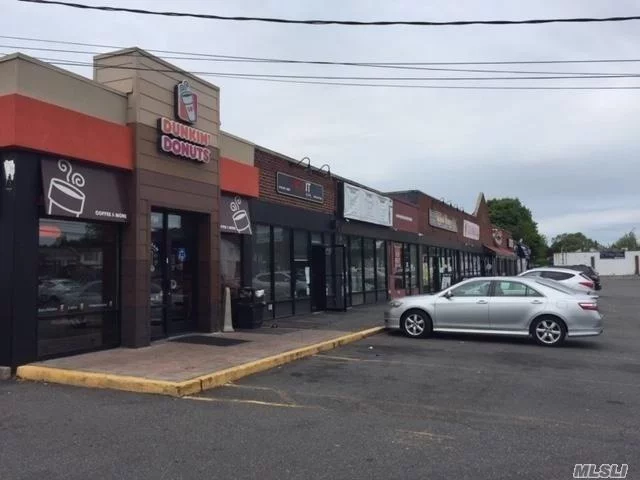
[
  {"x1": 476, "y1": 300, "x2": 488, "y2": 304},
  {"x1": 531, "y1": 300, "x2": 543, "y2": 304}
]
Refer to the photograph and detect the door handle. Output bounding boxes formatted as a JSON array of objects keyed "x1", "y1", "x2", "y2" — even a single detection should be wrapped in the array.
[
  {"x1": 531, "y1": 300, "x2": 543, "y2": 304},
  {"x1": 476, "y1": 300, "x2": 488, "y2": 304}
]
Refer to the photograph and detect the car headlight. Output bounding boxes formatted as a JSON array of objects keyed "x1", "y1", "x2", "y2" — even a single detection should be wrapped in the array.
[{"x1": 389, "y1": 300, "x2": 403, "y2": 308}]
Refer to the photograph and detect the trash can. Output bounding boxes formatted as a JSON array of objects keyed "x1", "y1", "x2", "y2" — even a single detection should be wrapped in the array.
[{"x1": 232, "y1": 287, "x2": 266, "y2": 329}]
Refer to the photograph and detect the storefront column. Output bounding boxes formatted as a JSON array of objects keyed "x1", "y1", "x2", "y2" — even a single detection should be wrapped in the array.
[
  {"x1": 0, "y1": 151, "x2": 39, "y2": 366},
  {"x1": 120, "y1": 172, "x2": 150, "y2": 348},
  {"x1": 196, "y1": 214, "x2": 220, "y2": 332}
]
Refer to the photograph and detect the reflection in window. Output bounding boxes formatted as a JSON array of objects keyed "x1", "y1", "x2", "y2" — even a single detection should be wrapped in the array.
[
  {"x1": 37, "y1": 219, "x2": 118, "y2": 357},
  {"x1": 273, "y1": 227, "x2": 292, "y2": 301},
  {"x1": 252, "y1": 224, "x2": 272, "y2": 301},
  {"x1": 451, "y1": 280, "x2": 491, "y2": 297},
  {"x1": 221, "y1": 234, "x2": 242, "y2": 293},
  {"x1": 392, "y1": 242, "x2": 404, "y2": 290},
  {"x1": 363, "y1": 239, "x2": 375, "y2": 292},
  {"x1": 293, "y1": 230, "x2": 309, "y2": 299},
  {"x1": 349, "y1": 237, "x2": 363, "y2": 294},
  {"x1": 410, "y1": 244, "x2": 418, "y2": 290},
  {"x1": 375, "y1": 240, "x2": 386, "y2": 292}
]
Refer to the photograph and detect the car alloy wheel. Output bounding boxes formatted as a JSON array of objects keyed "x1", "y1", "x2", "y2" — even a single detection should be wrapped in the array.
[
  {"x1": 401, "y1": 310, "x2": 432, "y2": 338},
  {"x1": 534, "y1": 318, "x2": 565, "y2": 346}
]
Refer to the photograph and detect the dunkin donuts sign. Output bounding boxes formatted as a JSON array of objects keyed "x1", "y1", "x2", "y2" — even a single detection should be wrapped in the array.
[{"x1": 157, "y1": 80, "x2": 212, "y2": 164}]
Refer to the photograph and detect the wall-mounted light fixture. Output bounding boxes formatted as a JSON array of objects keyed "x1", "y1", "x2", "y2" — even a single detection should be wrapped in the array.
[
  {"x1": 295, "y1": 156, "x2": 311, "y2": 169},
  {"x1": 3, "y1": 158, "x2": 15, "y2": 191},
  {"x1": 319, "y1": 164, "x2": 331, "y2": 177}
]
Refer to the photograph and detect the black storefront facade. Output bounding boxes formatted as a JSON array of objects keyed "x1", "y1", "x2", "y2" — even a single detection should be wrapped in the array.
[{"x1": 1, "y1": 151, "x2": 129, "y2": 367}]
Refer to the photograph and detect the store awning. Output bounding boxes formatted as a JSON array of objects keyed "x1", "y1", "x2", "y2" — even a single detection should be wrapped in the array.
[
  {"x1": 483, "y1": 244, "x2": 517, "y2": 258},
  {"x1": 220, "y1": 194, "x2": 252, "y2": 234},
  {"x1": 41, "y1": 157, "x2": 128, "y2": 223}
]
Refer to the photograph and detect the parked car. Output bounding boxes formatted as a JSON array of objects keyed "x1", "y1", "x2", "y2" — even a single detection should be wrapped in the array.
[
  {"x1": 554, "y1": 264, "x2": 601, "y2": 290},
  {"x1": 518, "y1": 267, "x2": 596, "y2": 294},
  {"x1": 385, "y1": 276, "x2": 602, "y2": 346}
]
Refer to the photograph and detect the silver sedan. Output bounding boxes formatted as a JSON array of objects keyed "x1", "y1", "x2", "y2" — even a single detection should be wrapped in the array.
[{"x1": 384, "y1": 276, "x2": 603, "y2": 346}]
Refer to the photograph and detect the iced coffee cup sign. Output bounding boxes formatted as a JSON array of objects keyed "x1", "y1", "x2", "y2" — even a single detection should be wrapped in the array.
[
  {"x1": 220, "y1": 195, "x2": 252, "y2": 235},
  {"x1": 157, "y1": 80, "x2": 213, "y2": 164},
  {"x1": 175, "y1": 80, "x2": 197, "y2": 124},
  {"x1": 41, "y1": 157, "x2": 128, "y2": 223}
]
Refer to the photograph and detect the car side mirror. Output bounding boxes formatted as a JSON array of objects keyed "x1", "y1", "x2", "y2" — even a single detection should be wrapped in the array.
[{"x1": 444, "y1": 290, "x2": 453, "y2": 299}]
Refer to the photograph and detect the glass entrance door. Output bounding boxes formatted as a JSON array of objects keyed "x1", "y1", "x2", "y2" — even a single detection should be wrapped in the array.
[{"x1": 150, "y1": 211, "x2": 198, "y2": 339}]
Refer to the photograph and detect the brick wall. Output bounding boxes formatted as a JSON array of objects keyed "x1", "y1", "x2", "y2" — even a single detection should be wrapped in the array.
[
  {"x1": 390, "y1": 191, "x2": 491, "y2": 249},
  {"x1": 254, "y1": 147, "x2": 336, "y2": 214}
]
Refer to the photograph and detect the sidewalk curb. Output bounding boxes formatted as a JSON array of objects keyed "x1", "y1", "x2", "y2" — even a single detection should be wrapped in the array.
[{"x1": 17, "y1": 326, "x2": 385, "y2": 397}]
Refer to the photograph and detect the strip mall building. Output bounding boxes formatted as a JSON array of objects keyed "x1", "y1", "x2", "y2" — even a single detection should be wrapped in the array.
[{"x1": 0, "y1": 49, "x2": 519, "y2": 367}]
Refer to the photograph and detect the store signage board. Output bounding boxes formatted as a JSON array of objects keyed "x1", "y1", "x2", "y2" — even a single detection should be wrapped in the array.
[
  {"x1": 41, "y1": 157, "x2": 128, "y2": 223},
  {"x1": 600, "y1": 250, "x2": 625, "y2": 259},
  {"x1": 463, "y1": 219, "x2": 480, "y2": 240},
  {"x1": 220, "y1": 195, "x2": 253, "y2": 234},
  {"x1": 276, "y1": 172, "x2": 324, "y2": 203},
  {"x1": 429, "y1": 209, "x2": 458, "y2": 233},
  {"x1": 343, "y1": 183, "x2": 393, "y2": 227},
  {"x1": 157, "y1": 80, "x2": 213, "y2": 164}
]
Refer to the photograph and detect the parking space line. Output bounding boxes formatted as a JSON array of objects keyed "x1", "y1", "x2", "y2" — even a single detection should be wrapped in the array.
[
  {"x1": 182, "y1": 395, "x2": 322, "y2": 410},
  {"x1": 223, "y1": 383, "x2": 297, "y2": 404}
]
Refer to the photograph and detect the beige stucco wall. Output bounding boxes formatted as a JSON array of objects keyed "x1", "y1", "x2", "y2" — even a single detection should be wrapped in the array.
[
  {"x1": 94, "y1": 48, "x2": 221, "y2": 183},
  {"x1": 220, "y1": 131, "x2": 255, "y2": 166},
  {"x1": 0, "y1": 53, "x2": 127, "y2": 125}
]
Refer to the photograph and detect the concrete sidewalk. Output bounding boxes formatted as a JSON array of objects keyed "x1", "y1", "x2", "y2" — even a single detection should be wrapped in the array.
[{"x1": 17, "y1": 304, "x2": 387, "y2": 396}]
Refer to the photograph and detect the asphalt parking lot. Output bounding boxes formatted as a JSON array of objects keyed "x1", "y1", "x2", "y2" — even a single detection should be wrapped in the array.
[{"x1": 1, "y1": 277, "x2": 639, "y2": 480}]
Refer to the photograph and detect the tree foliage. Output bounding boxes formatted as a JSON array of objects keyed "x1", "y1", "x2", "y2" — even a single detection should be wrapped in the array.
[
  {"x1": 487, "y1": 197, "x2": 547, "y2": 262},
  {"x1": 612, "y1": 230, "x2": 638, "y2": 250},
  {"x1": 550, "y1": 232, "x2": 600, "y2": 253}
]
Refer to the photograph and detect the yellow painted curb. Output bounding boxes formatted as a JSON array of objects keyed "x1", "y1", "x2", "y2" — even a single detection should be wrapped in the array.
[
  {"x1": 17, "y1": 326, "x2": 385, "y2": 397},
  {"x1": 16, "y1": 365, "x2": 183, "y2": 396}
]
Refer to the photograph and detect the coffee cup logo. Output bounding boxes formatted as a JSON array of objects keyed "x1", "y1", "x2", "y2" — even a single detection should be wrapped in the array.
[
  {"x1": 47, "y1": 159, "x2": 86, "y2": 217},
  {"x1": 229, "y1": 196, "x2": 251, "y2": 234},
  {"x1": 176, "y1": 81, "x2": 198, "y2": 124}
]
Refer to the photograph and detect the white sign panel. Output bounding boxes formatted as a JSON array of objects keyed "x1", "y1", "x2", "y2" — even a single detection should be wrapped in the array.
[
  {"x1": 463, "y1": 220, "x2": 480, "y2": 240},
  {"x1": 343, "y1": 183, "x2": 393, "y2": 227}
]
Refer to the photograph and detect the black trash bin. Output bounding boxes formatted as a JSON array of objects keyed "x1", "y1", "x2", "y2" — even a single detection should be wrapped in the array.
[{"x1": 232, "y1": 287, "x2": 266, "y2": 329}]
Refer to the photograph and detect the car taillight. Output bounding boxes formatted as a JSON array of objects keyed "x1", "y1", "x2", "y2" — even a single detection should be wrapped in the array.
[
  {"x1": 579, "y1": 281, "x2": 594, "y2": 288},
  {"x1": 579, "y1": 302, "x2": 598, "y2": 311}
]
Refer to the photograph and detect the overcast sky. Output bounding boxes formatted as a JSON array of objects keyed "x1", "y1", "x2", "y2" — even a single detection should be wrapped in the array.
[{"x1": 3, "y1": 0, "x2": 640, "y2": 244}]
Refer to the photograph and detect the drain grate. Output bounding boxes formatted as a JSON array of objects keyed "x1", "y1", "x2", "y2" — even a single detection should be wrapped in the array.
[{"x1": 169, "y1": 335, "x2": 249, "y2": 347}]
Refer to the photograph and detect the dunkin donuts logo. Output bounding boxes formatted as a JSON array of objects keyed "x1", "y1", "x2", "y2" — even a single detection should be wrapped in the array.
[
  {"x1": 175, "y1": 80, "x2": 198, "y2": 124},
  {"x1": 157, "y1": 80, "x2": 212, "y2": 164}
]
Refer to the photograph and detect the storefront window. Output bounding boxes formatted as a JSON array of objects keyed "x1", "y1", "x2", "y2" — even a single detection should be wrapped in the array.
[
  {"x1": 293, "y1": 230, "x2": 310, "y2": 300},
  {"x1": 421, "y1": 246, "x2": 431, "y2": 293},
  {"x1": 410, "y1": 244, "x2": 418, "y2": 291},
  {"x1": 37, "y1": 219, "x2": 119, "y2": 358},
  {"x1": 363, "y1": 239, "x2": 375, "y2": 292},
  {"x1": 311, "y1": 232, "x2": 324, "y2": 245},
  {"x1": 375, "y1": 240, "x2": 387, "y2": 293},
  {"x1": 273, "y1": 226, "x2": 292, "y2": 301},
  {"x1": 252, "y1": 224, "x2": 272, "y2": 301},
  {"x1": 349, "y1": 236, "x2": 364, "y2": 305},
  {"x1": 392, "y1": 242, "x2": 404, "y2": 290},
  {"x1": 221, "y1": 234, "x2": 242, "y2": 292}
]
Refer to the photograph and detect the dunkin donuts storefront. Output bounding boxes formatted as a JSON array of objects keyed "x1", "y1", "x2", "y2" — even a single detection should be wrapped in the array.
[{"x1": 0, "y1": 49, "x2": 223, "y2": 368}]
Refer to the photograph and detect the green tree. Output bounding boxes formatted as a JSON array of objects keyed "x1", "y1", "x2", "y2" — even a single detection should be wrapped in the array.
[
  {"x1": 487, "y1": 198, "x2": 548, "y2": 263},
  {"x1": 612, "y1": 230, "x2": 638, "y2": 250},
  {"x1": 550, "y1": 232, "x2": 599, "y2": 253}
]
